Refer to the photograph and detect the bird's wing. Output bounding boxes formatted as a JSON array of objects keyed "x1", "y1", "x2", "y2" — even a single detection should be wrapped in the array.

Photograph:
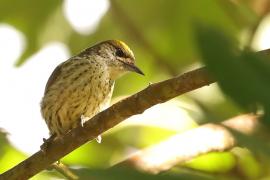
[{"x1": 44, "y1": 62, "x2": 64, "y2": 94}]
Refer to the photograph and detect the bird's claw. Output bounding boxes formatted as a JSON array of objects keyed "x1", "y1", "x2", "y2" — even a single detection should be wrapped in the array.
[
  {"x1": 95, "y1": 135, "x2": 102, "y2": 143},
  {"x1": 80, "y1": 115, "x2": 102, "y2": 143},
  {"x1": 80, "y1": 115, "x2": 90, "y2": 127},
  {"x1": 40, "y1": 135, "x2": 57, "y2": 154},
  {"x1": 40, "y1": 137, "x2": 51, "y2": 154}
]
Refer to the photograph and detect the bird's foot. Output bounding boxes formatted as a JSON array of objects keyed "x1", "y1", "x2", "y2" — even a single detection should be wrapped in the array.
[
  {"x1": 40, "y1": 135, "x2": 56, "y2": 154},
  {"x1": 80, "y1": 115, "x2": 102, "y2": 143},
  {"x1": 80, "y1": 115, "x2": 91, "y2": 127},
  {"x1": 95, "y1": 135, "x2": 102, "y2": 143}
]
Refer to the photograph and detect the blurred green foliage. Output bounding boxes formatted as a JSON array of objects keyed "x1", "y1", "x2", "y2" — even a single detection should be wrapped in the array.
[
  {"x1": 0, "y1": 0, "x2": 62, "y2": 65},
  {"x1": 0, "y1": 130, "x2": 26, "y2": 173},
  {"x1": 195, "y1": 25, "x2": 270, "y2": 125},
  {"x1": 1, "y1": 0, "x2": 270, "y2": 179}
]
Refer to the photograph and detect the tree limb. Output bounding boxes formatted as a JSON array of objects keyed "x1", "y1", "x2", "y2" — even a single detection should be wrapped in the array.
[
  {"x1": 0, "y1": 67, "x2": 214, "y2": 180},
  {"x1": 115, "y1": 114, "x2": 259, "y2": 174}
]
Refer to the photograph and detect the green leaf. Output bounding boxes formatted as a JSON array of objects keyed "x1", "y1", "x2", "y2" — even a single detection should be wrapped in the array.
[
  {"x1": 195, "y1": 25, "x2": 270, "y2": 124},
  {"x1": 0, "y1": 131, "x2": 26, "y2": 173}
]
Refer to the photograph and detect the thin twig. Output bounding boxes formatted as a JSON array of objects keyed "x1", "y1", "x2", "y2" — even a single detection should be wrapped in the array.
[{"x1": 49, "y1": 162, "x2": 78, "y2": 180}]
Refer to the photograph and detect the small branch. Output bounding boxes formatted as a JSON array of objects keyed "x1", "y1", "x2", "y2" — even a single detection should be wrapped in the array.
[
  {"x1": 115, "y1": 114, "x2": 259, "y2": 174},
  {"x1": 0, "y1": 67, "x2": 214, "y2": 179},
  {"x1": 222, "y1": 113, "x2": 259, "y2": 134},
  {"x1": 49, "y1": 162, "x2": 78, "y2": 180}
]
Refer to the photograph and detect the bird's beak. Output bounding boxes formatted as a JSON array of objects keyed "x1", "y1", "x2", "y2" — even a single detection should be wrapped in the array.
[
  {"x1": 129, "y1": 64, "x2": 145, "y2": 75},
  {"x1": 119, "y1": 58, "x2": 145, "y2": 75}
]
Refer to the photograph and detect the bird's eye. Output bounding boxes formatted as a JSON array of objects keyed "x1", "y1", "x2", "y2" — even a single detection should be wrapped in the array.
[{"x1": 115, "y1": 48, "x2": 125, "y2": 57}]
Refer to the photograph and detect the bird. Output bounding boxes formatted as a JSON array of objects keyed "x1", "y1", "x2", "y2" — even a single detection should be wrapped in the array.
[{"x1": 41, "y1": 40, "x2": 144, "y2": 141}]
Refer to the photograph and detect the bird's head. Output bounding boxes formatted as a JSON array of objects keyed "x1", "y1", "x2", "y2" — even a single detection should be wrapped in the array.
[{"x1": 89, "y1": 40, "x2": 144, "y2": 80}]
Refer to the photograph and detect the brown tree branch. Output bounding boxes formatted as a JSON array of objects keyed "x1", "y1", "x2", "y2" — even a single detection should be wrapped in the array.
[
  {"x1": 115, "y1": 114, "x2": 259, "y2": 174},
  {"x1": 0, "y1": 67, "x2": 214, "y2": 179}
]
